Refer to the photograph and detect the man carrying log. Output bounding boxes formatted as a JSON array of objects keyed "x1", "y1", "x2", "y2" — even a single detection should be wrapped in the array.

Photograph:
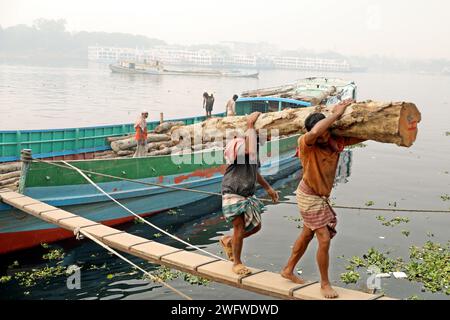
[
  {"x1": 133, "y1": 111, "x2": 148, "y2": 158},
  {"x1": 220, "y1": 112, "x2": 279, "y2": 276},
  {"x1": 281, "y1": 99, "x2": 365, "y2": 299}
]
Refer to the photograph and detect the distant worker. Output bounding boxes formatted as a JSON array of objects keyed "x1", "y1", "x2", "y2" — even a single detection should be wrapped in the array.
[
  {"x1": 203, "y1": 92, "x2": 215, "y2": 118},
  {"x1": 226, "y1": 94, "x2": 239, "y2": 116},
  {"x1": 133, "y1": 111, "x2": 148, "y2": 158}
]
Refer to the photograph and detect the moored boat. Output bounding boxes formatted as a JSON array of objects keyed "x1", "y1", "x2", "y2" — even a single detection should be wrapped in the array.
[
  {"x1": 0, "y1": 78, "x2": 357, "y2": 254},
  {"x1": 109, "y1": 60, "x2": 259, "y2": 78}
]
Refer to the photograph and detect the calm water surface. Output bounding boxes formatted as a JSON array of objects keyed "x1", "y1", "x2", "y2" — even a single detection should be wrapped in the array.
[{"x1": 0, "y1": 63, "x2": 449, "y2": 300}]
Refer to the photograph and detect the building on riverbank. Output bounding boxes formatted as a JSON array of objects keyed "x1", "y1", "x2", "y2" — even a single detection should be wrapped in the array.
[{"x1": 88, "y1": 46, "x2": 354, "y2": 72}]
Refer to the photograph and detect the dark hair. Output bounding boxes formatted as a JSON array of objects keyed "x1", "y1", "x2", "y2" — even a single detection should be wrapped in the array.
[
  {"x1": 305, "y1": 113, "x2": 326, "y2": 132},
  {"x1": 233, "y1": 94, "x2": 238, "y2": 101},
  {"x1": 203, "y1": 92, "x2": 209, "y2": 98}
]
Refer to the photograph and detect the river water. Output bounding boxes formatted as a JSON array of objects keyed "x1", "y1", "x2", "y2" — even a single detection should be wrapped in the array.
[{"x1": 0, "y1": 63, "x2": 449, "y2": 300}]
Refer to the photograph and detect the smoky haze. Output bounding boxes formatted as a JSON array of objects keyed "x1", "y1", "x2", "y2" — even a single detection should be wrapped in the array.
[{"x1": 1, "y1": 0, "x2": 449, "y2": 60}]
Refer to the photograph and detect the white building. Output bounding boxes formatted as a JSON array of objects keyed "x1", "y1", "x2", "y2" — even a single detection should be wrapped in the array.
[
  {"x1": 273, "y1": 56, "x2": 351, "y2": 72},
  {"x1": 88, "y1": 46, "x2": 352, "y2": 72}
]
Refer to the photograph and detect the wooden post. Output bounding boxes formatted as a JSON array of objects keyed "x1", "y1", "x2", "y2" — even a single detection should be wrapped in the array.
[
  {"x1": 19, "y1": 149, "x2": 32, "y2": 194},
  {"x1": 160, "y1": 112, "x2": 164, "y2": 124}
]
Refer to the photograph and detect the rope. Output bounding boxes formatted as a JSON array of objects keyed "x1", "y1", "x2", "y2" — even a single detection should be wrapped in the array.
[
  {"x1": 60, "y1": 161, "x2": 226, "y2": 261},
  {"x1": 259, "y1": 199, "x2": 450, "y2": 213},
  {"x1": 34, "y1": 159, "x2": 450, "y2": 214},
  {"x1": 75, "y1": 228, "x2": 192, "y2": 300}
]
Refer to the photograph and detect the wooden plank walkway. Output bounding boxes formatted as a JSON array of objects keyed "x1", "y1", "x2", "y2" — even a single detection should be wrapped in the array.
[{"x1": 0, "y1": 188, "x2": 393, "y2": 300}]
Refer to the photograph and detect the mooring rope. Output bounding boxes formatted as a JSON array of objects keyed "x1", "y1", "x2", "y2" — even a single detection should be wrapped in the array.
[
  {"x1": 33, "y1": 159, "x2": 450, "y2": 214},
  {"x1": 60, "y1": 160, "x2": 226, "y2": 262},
  {"x1": 76, "y1": 228, "x2": 192, "y2": 300}
]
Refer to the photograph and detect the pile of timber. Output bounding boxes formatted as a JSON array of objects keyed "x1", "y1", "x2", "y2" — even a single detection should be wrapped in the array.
[
  {"x1": 103, "y1": 121, "x2": 223, "y2": 158},
  {"x1": 241, "y1": 83, "x2": 339, "y2": 105},
  {"x1": 171, "y1": 101, "x2": 421, "y2": 148},
  {"x1": 106, "y1": 101, "x2": 421, "y2": 159},
  {"x1": 0, "y1": 162, "x2": 21, "y2": 191}
]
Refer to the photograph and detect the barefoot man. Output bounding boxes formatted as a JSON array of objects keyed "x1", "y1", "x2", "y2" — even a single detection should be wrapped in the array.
[
  {"x1": 220, "y1": 112, "x2": 279, "y2": 276},
  {"x1": 281, "y1": 99, "x2": 364, "y2": 299}
]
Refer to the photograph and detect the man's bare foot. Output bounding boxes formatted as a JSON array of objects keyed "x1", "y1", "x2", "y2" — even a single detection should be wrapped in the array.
[
  {"x1": 320, "y1": 283, "x2": 339, "y2": 299},
  {"x1": 281, "y1": 268, "x2": 305, "y2": 284},
  {"x1": 232, "y1": 264, "x2": 251, "y2": 276}
]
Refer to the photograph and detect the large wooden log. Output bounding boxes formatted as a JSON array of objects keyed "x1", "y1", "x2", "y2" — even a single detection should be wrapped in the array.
[
  {"x1": 0, "y1": 162, "x2": 21, "y2": 174},
  {"x1": 0, "y1": 171, "x2": 21, "y2": 181},
  {"x1": 171, "y1": 101, "x2": 421, "y2": 147},
  {"x1": 110, "y1": 134, "x2": 171, "y2": 152}
]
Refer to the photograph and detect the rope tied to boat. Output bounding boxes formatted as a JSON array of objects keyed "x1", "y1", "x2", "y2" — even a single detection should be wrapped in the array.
[
  {"x1": 60, "y1": 160, "x2": 227, "y2": 262},
  {"x1": 32, "y1": 159, "x2": 450, "y2": 214}
]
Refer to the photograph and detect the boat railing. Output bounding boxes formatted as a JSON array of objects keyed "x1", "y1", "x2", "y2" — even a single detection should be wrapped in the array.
[{"x1": 0, "y1": 112, "x2": 226, "y2": 162}]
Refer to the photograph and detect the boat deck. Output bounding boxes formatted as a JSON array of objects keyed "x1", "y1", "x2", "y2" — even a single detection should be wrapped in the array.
[{"x1": 0, "y1": 187, "x2": 394, "y2": 300}]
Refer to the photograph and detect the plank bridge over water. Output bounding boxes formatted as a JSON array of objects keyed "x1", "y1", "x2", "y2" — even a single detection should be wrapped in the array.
[{"x1": 0, "y1": 188, "x2": 394, "y2": 300}]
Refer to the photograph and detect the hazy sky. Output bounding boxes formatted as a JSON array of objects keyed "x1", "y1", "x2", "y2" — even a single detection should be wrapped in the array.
[{"x1": 1, "y1": 0, "x2": 449, "y2": 59}]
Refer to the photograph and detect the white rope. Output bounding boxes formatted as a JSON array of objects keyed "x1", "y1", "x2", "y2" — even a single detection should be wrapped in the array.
[
  {"x1": 61, "y1": 161, "x2": 226, "y2": 261},
  {"x1": 76, "y1": 228, "x2": 192, "y2": 300}
]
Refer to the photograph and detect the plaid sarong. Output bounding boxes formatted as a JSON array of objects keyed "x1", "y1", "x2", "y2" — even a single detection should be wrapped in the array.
[
  {"x1": 296, "y1": 180, "x2": 337, "y2": 238},
  {"x1": 222, "y1": 194, "x2": 265, "y2": 232}
]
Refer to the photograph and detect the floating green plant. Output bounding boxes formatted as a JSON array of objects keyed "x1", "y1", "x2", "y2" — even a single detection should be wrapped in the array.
[
  {"x1": 13, "y1": 265, "x2": 66, "y2": 287},
  {"x1": 0, "y1": 276, "x2": 12, "y2": 284},
  {"x1": 8, "y1": 261, "x2": 19, "y2": 269},
  {"x1": 440, "y1": 194, "x2": 450, "y2": 201},
  {"x1": 134, "y1": 218, "x2": 145, "y2": 224},
  {"x1": 182, "y1": 273, "x2": 210, "y2": 286},
  {"x1": 340, "y1": 271, "x2": 360, "y2": 284},
  {"x1": 401, "y1": 230, "x2": 410, "y2": 237},
  {"x1": 153, "y1": 233, "x2": 163, "y2": 238},
  {"x1": 365, "y1": 201, "x2": 375, "y2": 207},
  {"x1": 378, "y1": 216, "x2": 410, "y2": 227},
  {"x1": 42, "y1": 249, "x2": 65, "y2": 261},
  {"x1": 406, "y1": 241, "x2": 449, "y2": 294}
]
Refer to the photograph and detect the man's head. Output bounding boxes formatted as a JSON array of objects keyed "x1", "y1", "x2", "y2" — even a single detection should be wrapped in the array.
[
  {"x1": 141, "y1": 111, "x2": 149, "y2": 118},
  {"x1": 305, "y1": 112, "x2": 330, "y2": 144},
  {"x1": 233, "y1": 94, "x2": 238, "y2": 101},
  {"x1": 203, "y1": 92, "x2": 209, "y2": 98}
]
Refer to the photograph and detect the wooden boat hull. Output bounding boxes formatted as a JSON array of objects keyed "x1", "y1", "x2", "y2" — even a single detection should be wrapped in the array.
[{"x1": 0, "y1": 135, "x2": 301, "y2": 254}]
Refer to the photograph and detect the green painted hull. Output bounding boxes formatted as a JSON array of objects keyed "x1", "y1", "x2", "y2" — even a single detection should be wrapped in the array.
[{"x1": 23, "y1": 134, "x2": 299, "y2": 188}]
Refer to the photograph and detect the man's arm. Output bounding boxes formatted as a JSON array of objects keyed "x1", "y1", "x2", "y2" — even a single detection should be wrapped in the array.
[
  {"x1": 257, "y1": 172, "x2": 279, "y2": 203},
  {"x1": 245, "y1": 112, "x2": 261, "y2": 161},
  {"x1": 304, "y1": 99, "x2": 353, "y2": 146}
]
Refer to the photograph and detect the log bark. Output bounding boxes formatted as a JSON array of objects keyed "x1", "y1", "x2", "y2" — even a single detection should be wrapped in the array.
[
  {"x1": 0, "y1": 177, "x2": 19, "y2": 186},
  {"x1": 0, "y1": 162, "x2": 21, "y2": 174},
  {"x1": 154, "y1": 121, "x2": 185, "y2": 134},
  {"x1": 110, "y1": 134, "x2": 171, "y2": 152},
  {"x1": 0, "y1": 171, "x2": 21, "y2": 181},
  {"x1": 146, "y1": 140, "x2": 175, "y2": 152},
  {"x1": 148, "y1": 147, "x2": 171, "y2": 156},
  {"x1": 171, "y1": 101, "x2": 421, "y2": 147}
]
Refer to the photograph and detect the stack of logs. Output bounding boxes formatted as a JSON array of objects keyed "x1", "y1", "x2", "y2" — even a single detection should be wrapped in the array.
[
  {"x1": 0, "y1": 162, "x2": 21, "y2": 191},
  {"x1": 0, "y1": 100, "x2": 421, "y2": 192},
  {"x1": 104, "y1": 120, "x2": 224, "y2": 158}
]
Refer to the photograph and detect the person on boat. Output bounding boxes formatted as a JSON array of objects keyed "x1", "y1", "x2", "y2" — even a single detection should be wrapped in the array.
[
  {"x1": 220, "y1": 112, "x2": 279, "y2": 276},
  {"x1": 133, "y1": 111, "x2": 148, "y2": 158},
  {"x1": 226, "y1": 94, "x2": 239, "y2": 116},
  {"x1": 203, "y1": 92, "x2": 215, "y2": 118},
  {"x1": 280, "y1": 99, "x2": 365, "y2": 299}
]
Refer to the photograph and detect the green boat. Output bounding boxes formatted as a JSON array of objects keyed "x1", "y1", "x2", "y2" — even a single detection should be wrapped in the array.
[{"x1": 0, "y1": 77, "x2": 357, "y2": 254}]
